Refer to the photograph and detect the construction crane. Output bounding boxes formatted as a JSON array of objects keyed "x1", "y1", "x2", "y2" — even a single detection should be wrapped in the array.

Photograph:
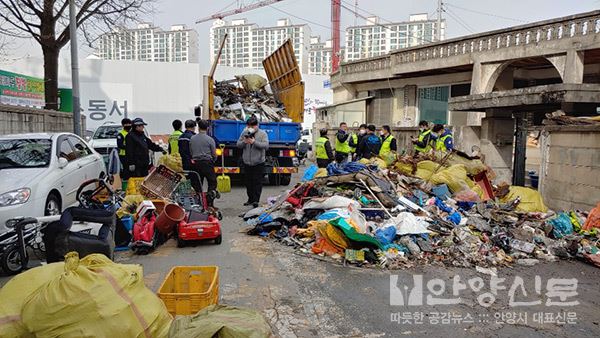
[
  {"x1": 196, "y1": 0, "x2": 342, "y2": 72},
  {"x1": 196, "y1": 0, "x2": 285, "y2": 24}
]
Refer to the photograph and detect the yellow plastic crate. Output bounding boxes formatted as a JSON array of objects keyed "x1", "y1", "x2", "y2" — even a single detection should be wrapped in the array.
[
  {"x1": 157, "y1": 266, "x2": 219, "y2": 316},
  {"x1": 126, "y1": 177, "x2": 145, "y2": 196}
]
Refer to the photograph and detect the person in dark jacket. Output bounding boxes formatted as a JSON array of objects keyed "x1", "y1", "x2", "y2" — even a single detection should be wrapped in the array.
[
  {"x1": 125, "y1": 118, "x2": 166, "y2": 177},
  {"x1": 315, "y1": 128, "x2": 334, "y2": 168},
  {"x1": 178, "y1": 119, "x2": 196, "y2": 170},
  {"x1": 358, "y1": 124, "x2": 382, "y2": 159},
  {"x1": 190, "y1": 119, "x2": 219, "y2": 208},
  {"x1": 351, "y1": 123, "x2": 367, "y2": 160}
]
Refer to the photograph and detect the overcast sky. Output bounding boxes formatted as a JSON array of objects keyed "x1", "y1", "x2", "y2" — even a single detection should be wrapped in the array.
[{"x1": 2, "y1": 0, "x2": 599, "y2": 64}]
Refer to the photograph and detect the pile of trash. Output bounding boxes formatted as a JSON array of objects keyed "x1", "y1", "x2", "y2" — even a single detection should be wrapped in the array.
[
  {"x1": 213, "y1": 74, "x2": 291, "y2": 122},
  {"x1": 243, "y1": 151, "x2": 600, "y2": 270}
]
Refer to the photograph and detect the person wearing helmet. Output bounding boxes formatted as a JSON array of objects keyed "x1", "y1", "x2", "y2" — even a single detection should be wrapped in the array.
[
  {"x1": 315, "y1": 128, "x2": 334, "y2": 168},
  {"x1": 125, "y1": 118, "x2": 166, "y2": 177}
]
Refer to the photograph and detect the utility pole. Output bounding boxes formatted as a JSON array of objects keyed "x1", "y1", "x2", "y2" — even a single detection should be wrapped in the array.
[
  {"x1": 69, "y1": 0, "x2": 81, "y2": 136},
  {"x1": 331, "y1": 0, "x2": 341, "y2": 72},
  {"x1": 436, "y1": 0, "x2": 443, "y2": 42}
]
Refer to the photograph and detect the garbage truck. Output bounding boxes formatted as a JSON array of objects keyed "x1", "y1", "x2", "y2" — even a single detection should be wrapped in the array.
[{"x1": 200, "y1": 39, "x2": 304, "y2": 186}]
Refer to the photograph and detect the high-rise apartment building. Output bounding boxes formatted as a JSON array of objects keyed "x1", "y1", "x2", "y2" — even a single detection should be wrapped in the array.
[
  {"x1": 308, "y1": 37, "x2": 346, "y2": 75},
  {"x1": 97, "y1": 23, "x2": 199, "y2": 63},
  {"x1": 210, "y1": 19, "x2": 311, "y2": 73},
  {"x1": 345, "y1": 14, "x2": 445, "y2": 62}
]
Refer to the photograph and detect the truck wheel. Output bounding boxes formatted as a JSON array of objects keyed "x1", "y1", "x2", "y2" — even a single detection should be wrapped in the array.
[
  {"x1": 279, "y1": 174, "x2": 292, "y2": 186},
  {"x1": 268, "y1": 174, "x2": 278, "y2": 186}
]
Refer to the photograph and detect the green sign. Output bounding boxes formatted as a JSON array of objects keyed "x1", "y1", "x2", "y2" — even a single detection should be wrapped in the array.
[
  {"x1": 58, "y1": 88, "x2": 73, "y2": 112},
  {"x1": 0, "y1": 69, "x2": 45, "y2": 107}
]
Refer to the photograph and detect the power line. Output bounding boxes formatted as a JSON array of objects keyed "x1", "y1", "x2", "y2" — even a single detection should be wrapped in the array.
[
  {"x1": 268, "y1": 4, "x2": 331, "y2": 29},
  {"x1": 445, "y1": 3, "x2": 526, "y2": 23},
  {"x1": 339, "y1": 3, "x2": 434, "y2": 44},
  {"x1": 444, "y1": 8, "x2": 474, "y2": 34}
]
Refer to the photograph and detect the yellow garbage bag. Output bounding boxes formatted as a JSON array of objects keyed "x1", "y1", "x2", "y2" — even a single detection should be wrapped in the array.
[
  {"x1": 158, "y1": 153, "x2": 183, "y2": 173},
  {"x1": 0, "y1": 262, "x2": 65, "y2": 338},
  {"x1": 315, "y1": 168, "x2": 328, "y2": 178},
  {"x1": 317, "y1": 223, "x2": 350, "y2": 252},
  {"x1": 381, "y1": 152, "x2": 397, "y2": 167},
  {"x1": 20, "y1": 253, "x2": 172, "y2": 338},
  {"x1": 430, "y1": 164, "x2": 475, "y2": 193},
  {"x1": 500, "y1": 186, "x2": 548, "y2": 213},
  {"x1": 359, "y1": 157, "x2": 387, "y2": 169},
  {"x1": 414, "y1": 160, "x2": 439, "y2": 179}
]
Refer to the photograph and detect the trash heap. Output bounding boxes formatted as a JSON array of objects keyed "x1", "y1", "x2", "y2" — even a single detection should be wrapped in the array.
[
  {"x1": 244, "y1": 152, "x2": 600, "y2": 270},
  {"x1": 213, "y1": 74, "x2": 291, "y2": 122}
]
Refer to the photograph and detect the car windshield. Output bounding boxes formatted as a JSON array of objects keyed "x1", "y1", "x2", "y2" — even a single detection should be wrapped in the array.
[
  {"x1": 93, "y1": 126, "x2": 120, "y2": 139},
  {"x1": 0, "y1": 139, "x2": 52, "y2": 169}
]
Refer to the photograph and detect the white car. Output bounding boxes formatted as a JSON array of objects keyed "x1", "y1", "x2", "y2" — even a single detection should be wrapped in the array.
[{"x1": 0, "y1": 133, "x2": 105, "y2": 234}]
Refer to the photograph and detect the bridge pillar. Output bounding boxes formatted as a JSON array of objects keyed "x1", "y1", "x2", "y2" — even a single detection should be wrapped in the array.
[
  {"x1": 480, "y1": 109, "x2": 515, "y2": 183},
  {"x1": 470, "y1": 61, "x2": 506, "y2": 95},
  {"x1": 564, "y1": 50, "x2": 585, "y2": 84}
]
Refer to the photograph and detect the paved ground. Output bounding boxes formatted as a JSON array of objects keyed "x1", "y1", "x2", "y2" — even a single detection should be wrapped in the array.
[{"x1": 2, "y1": 172, "x2": 600, "y2": 337}]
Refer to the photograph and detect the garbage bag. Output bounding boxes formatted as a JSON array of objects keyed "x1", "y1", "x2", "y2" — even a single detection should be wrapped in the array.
[
  {"x1": 394, "y1": 161, "x2": 414, "y2": 175},
  {"x1": 236, "y1": 74, "x2": 268, "y2": 92},
  {"x1": 326, "y1": 161, "x2": 367, "y2": 175},
  {"x1": 20, "y1": 252, "x2": 172, "y2": 338},
  {"x1": 393, "y1": 212, "x2": 431, "y2": 235},
  {"x1": 303, "y1": 195, "x2": 360, "y2": 211},
  {"x1": 375, "y1": 225, "x2": 397, "y2": 246},
  {"x1": 430, "y1": 165, "x2": 474, "y2": 193},
  {"x1": 499, "y1": 186, "x2": 548, "y2": 213},
  {"x1": 302, "y1": 164, "x2": 318, "y2": 182},
  {"x1": 329, "y1": 217, "x2": 383, "y2": 250},
  {"x1": 548, "y1": 213, "x2": 574, "y2": 239},
  {"x1": 315, "y1": 168, "x2": 328, "y2": 178},
  {"x1": 158, "y1": 153, "x2": 183, "y2": 173},
  {"x1": 0, "y1": 262, "x2": 65, "y2": 338},
  {"x1": 583, "y1": 202, "x2": 600, "y2": 231},
  {"x1": 169, "y1": 304, "x2": 271, "y2": 338},
  {"x1": 317, "y1": 222, "x2": 350, "y2": 252},
  {"x1": 414, "y1": 160, "x2": 439, "y2": 179}
]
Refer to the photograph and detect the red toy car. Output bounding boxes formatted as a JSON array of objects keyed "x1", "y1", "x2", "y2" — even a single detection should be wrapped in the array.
[{"x1": 176, "y1": 212, "x2": 222, "y2": 247}]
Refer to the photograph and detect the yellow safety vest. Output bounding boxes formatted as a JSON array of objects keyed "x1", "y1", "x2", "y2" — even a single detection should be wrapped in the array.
[
  {"x1": 349, "y1": 134, "x2": 358, "y2": 153},
  {"x1": 335, "y1": 133, "x2": 351, "y2": 154},
  {"x1": 379, "y1": 134, "x2": 395, "y2": 156},
  {"x1": 436, "y1": 133, "x2": 453, "y2": 152},
  {"x1": 315, "y1": 137, "x2": 329, "y2": 160},
  {"x1": 168, "y1": 130, "x2": 183, "y2": 155},
  {"x1": 414, "y1": 129, "x2": 432, "y2": 153},
  {"x1": 118, "y1": 129, "x2": 128, "y2": 156}
]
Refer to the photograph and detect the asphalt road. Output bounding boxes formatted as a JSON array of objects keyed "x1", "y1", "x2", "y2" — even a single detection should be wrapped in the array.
[{"x1": 2, "y1": 172, "x2": 600, "y2": 337}]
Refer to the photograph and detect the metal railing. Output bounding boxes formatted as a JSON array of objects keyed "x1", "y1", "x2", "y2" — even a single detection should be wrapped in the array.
[{"x1": 340, "y1": 11, "x2": 600, "y2": 75}]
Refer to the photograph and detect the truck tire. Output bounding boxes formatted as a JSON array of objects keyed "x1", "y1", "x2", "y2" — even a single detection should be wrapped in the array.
[
  {"x1": 279, "y1": 174, "x2": 292, "y2": 186},
  {"x1": 268, "y1": 173, "x2": 279, "y2": 186}
]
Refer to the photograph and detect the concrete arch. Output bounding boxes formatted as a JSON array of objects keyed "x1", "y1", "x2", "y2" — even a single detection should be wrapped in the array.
[{"x1": 482, "y1": 56, "x2": 564, "y2": 94}]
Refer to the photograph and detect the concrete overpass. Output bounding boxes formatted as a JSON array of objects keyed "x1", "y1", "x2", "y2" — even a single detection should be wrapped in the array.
[{"x1": 328, "y1": 10, "x2": 600, "y2": 185}]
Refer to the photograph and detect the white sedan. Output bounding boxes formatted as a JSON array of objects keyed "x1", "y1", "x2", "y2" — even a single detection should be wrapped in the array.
[{"x1": 0, "y1": 133, "x2": 105, "y2": 234}]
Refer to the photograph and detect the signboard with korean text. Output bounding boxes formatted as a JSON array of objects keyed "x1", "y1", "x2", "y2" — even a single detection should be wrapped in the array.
[
  {"x1": 81, "y1": 82, "x2": 133, "y2": 131},
  {"x1": 0, "y1": 69, "x2": 45, "y2": 107}
]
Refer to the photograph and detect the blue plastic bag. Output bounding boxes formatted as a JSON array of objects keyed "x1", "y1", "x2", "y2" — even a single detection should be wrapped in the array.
[
  {"x1": 549, "y1": 213, "x2": 574, "y2": 238},
  {"x1": 375, "y1": 225, "x2": 397, "y2": 246},
  {"x1": 446, "y1": 212, "x2": 462, "y2": 225},
  {"x1": 302, "y1": 164, "x2": 318, "y2": 182}
]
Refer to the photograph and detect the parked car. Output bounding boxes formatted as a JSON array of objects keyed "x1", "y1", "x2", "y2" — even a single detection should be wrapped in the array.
[
  {"x1": 0, "y1": 133, "x2": 105, "y2": 234},
  {"x1": 88, "y1": 122, "x2": 157, "y2": 168}
]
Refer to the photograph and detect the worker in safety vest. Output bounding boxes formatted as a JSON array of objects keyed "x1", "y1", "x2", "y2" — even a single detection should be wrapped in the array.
[
  {"x1": 315, "y1": 128, "x2": 334, "y2": 168},
  {"x1": 411, "y1": 120, "x2": 433, "y2": 156},
  {"x1": 431, "y1": 123, "x2": 454, "y2": 154},
  {"x1": 334, "y1": 122, "x2": 351, "y2": 163},
  {"x1": 116, "y1": 118, "x2": 132, "y2": 188},
  {"x1": 168, "y1": 119, "x2": 183, "y2": 155},
  {"x1": 379, "y1": 125, "x2": 397, "y2": 157}
]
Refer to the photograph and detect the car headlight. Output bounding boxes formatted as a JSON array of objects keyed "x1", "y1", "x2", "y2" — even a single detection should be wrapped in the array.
[{"x1": 0, "y1": 188, "x2": 31, "y2": 207}]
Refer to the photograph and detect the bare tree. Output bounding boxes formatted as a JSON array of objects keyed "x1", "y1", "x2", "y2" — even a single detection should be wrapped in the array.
[{"x1": 0, "y1": 0, "x2": 153, "y2": 110}]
